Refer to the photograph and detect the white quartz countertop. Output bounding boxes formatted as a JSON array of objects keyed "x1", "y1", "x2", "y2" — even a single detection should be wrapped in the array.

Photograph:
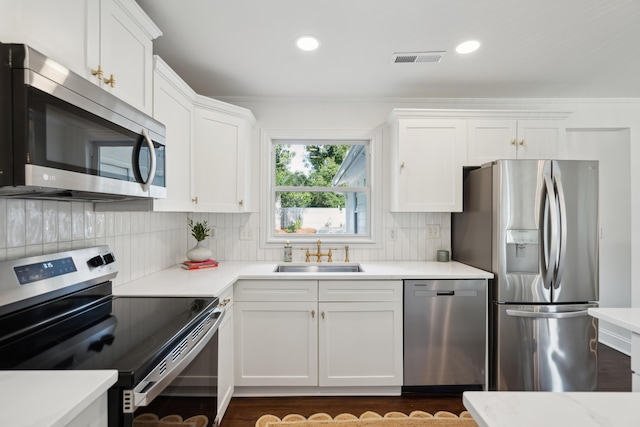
[
  {"x1": 0, "y1": 370, "x2": 117, "y2": 427},
  {"x1": 113, "y1": 260, "x2": 493, "y2": 297},
  {"x1": 588, "y1": 308, "x2": 640, "y2": 334},
  {"x1": 463, "y1": 391, "x2": 639, "y2": 427}
]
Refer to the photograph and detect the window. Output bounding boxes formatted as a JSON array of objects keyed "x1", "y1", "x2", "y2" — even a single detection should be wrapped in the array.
[{"x1": 262, "y1": 130, "x2": 381, "y2": 245}]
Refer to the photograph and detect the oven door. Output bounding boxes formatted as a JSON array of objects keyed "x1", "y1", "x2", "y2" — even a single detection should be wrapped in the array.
[{"x1": 112, "y1": 306, "x2": 225, "y2": 427}]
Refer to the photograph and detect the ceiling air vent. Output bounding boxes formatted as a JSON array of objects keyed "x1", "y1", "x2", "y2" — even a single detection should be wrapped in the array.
[{"x1": 392, "y1": 51, "x2": 446, "y2": 64}]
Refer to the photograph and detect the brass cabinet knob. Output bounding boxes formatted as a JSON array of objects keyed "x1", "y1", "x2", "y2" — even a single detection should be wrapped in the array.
[
  {"x1": 103, "y1": 74, "x2": 116, "y2": 88},
  {"x1": 91, "y1": 65, "x2": 103, "y2": 80},
  {"x1": 239, "y1": 200, "x2": 244, "y2": 206}
]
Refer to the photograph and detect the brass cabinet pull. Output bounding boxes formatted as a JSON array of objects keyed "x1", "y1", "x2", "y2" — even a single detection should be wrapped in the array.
[
  {"x1": 219, "y1": 298, "x2": 231, "y2": 307},
  {"x1": 91, "y1": 65, "x2": 103, "y2": 80},
  {"x1": 239, "y1": 200, "x2": 244, "y2": 206},
  {"x1": 511, "y1": 139, "x2": 517, "y2": 146},
  {"x1": 103, "y1": 74, "x2": 116, "y2": 88},
  {"x1": 400, "y1": 162, "x2": 405, "y2": 169},
  {"x1": 321, "y1": 311, "x2": 325, "y2": 320},
  {"x1": 311, "y1": 310, "x2": 315, "y2": 318},
  {"x1": 519, "y1": 139, "x2": 525, "y2": 146},
  {"x1": 192, "y1": 196, "x2": 198, "y2": 204}
]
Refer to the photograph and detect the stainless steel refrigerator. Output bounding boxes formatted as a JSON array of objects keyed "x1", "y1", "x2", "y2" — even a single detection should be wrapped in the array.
[{"x1": 452, "y1": 159, "x2": 599, "y2": 391}]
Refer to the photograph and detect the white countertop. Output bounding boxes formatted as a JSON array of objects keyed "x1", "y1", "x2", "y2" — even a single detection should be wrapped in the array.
[
  {"x1": 113, "y1": 260, "x2": 493, "y2": 297},
  {"x1": 0, "y1": 370, "x2": 117, "y2": 427},
  {"x1": 588, "y1": 308, "x2": 640, "y2": 334},
  {"x1": 463, "y1": 391, "x2": 639, "y2": 427}
]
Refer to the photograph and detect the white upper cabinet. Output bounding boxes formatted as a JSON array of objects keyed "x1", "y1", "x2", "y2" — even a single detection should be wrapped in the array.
[
  {"x1": 467, "y1": 113, "x2": 569, "y2": 166},
  {"x1": 0, "y1": 0, "x2": 160, "y2": 115},
  {"x1": 388, "y1": 109, "x2": 570, "y2": 212},
  {"x1": 0, "y1": 0, "x2": 89, "y2": 76},
  {"x1": 87, "y1": 0, "x2": 161, "y2": 114},
  {"x1": 150, "y1": 56, "x2": 195, "y2": 212},
  {"x1": 193, "y1": 98, "x2": 256, "y2": 213},
  {"x1": 388, "y1": 110, "x2": 466, "y2": 212}
]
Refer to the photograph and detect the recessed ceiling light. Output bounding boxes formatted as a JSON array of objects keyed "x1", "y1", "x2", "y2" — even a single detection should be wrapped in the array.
[
  {"x1": 296, "y1": 36, "x2": 320, "y2": 51},
  {"x1": 456, "y1": 40, "x2": 480, "y2": 54}
]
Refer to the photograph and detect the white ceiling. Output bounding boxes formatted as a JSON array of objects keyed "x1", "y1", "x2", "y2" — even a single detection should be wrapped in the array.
[{"x1": 135, "y1": 0, "x2": 640, "y2": 99}]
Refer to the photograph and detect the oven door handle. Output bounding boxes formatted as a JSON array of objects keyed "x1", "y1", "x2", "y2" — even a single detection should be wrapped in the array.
[{"x1": 128, "y1": 306, "x2": 225, "y2": 411}]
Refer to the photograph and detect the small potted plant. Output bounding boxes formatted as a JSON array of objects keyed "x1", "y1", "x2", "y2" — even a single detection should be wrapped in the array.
[{"x1": 186, "y1": 218, "x2": 212, "y2": 262}]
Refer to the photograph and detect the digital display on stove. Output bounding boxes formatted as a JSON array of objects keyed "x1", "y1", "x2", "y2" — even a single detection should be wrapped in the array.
[{"x1": 14, "y1": 257, "x2": 77, "y2": 285}]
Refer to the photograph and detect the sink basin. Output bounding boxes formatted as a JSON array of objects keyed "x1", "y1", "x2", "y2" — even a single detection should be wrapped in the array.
[{"x1": 274, "y1": 264, "x2": 364, "y2": 273}]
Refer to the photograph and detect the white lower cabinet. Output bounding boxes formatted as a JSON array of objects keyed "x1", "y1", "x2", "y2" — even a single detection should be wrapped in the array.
[
  {"x1": 319, "y1": 301, "x2": 402, "y2": 386},
  {"x1": 233, "y1": 279, "x2": 403, "y2": 390}
]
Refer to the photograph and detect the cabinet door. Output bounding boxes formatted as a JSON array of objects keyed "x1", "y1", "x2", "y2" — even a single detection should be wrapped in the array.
[
  {"x1": 217, "y1": 300, "x2": 233, "y2": 424},
  {"x1": 467, "y1": 119, "x2": 517, "y2": 166},
  {"x1": 393, "y1": 119, "x2": 466, "y2": 212},
  {"x1": 234, "y1": 301, "x2": 318, "y2": 386},
  {"x1": 318, "y1": 301, "x2": 403, "y2": 386},
  {"x1": 194, "y1": 107, "x2": 247, "y2": 212},
  {"x1": 0, "y1": 0, "x2": 89, "y2": 78},
  {"x1": 515, "y1": 119, "x2": 565, "y2": 159},
  {"x1": 151, "y1": 62, "x2": 195, "y2": 211},
  {"x1": 98, "y1": 0, "x2": 155, "y2": 114}
]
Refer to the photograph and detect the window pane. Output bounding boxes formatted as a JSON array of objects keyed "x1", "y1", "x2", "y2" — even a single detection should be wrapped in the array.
[
  {"x1": 275, "y1": 191, "x2": 367, "y2": 235},
  {"x1": 275, "y1": 143, "x2": 366, "y2": 187}
]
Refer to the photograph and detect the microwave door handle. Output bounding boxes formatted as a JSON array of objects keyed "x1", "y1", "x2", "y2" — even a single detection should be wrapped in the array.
[
  {"x1": 552, "y1": 163, "x2": 568, "y2": 290},
  {"x1": 134, "y1": 128, "x2": 156, "y2": 192}
]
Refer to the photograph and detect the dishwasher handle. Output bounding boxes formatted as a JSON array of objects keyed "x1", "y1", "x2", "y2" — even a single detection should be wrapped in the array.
[
  {"x1": 436, "y1": 291, "x2": 455, "y2": 296},
  {"x1": 413, "y1": 289, "x2": 478, "y2": 297}
]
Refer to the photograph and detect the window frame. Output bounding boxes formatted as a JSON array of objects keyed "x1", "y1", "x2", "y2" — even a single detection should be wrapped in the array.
[{"x1": 260, "y1": 128, "x2": 383, "y2": 247}]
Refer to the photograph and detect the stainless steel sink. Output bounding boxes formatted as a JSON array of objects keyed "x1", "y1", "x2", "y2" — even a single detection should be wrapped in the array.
[{"x1": 274, "y1": 264, "x2": 363, "y2": 273}]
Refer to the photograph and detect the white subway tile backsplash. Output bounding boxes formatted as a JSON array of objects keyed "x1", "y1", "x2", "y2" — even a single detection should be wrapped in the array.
[
  {"x1": 43, "y1": 201, "x2": 58, "y2": 244},
  {"x1": 58, "y1": 202, "x2": 72, "y2": 242},
  {"x1": 25, "y1": 200, "x2": 43, "y2": 245},
  {"x1": 2, "y1": 199, "x2": 451, "y2": 286},
  {"x1": 71, "y1": 202, "x2": 84, "y2": 240},
  {"x1": 7, "y1": 200, "x2": 26, "y2": 248}
]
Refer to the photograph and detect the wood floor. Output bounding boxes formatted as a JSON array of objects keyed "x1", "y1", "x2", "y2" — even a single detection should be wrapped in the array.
[{"x1": 142, "y1": 344, "x2": 631, "y2": 427}]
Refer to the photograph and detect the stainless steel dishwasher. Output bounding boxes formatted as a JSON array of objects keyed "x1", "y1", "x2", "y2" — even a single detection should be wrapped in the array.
[{"x1": 403, "y1": 279, "x2": 486, "y2": 389}]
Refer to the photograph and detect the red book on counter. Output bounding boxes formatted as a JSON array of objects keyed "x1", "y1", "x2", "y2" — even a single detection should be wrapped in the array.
[{"x1": 182, "y1": 259, "x2": 218, "y2": 270}]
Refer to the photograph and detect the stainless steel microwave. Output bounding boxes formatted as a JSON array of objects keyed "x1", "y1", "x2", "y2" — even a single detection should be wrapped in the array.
[{"x1": 0, "y1": 43, "x2": 166, "y2": 201}]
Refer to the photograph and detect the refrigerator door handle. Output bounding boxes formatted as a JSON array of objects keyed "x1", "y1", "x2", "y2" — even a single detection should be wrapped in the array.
[
  {"x1": 552, "y1": 162, "x2": 568, "y2": 289},
  {"x1": 541, "y1": 166, "x2": 559, "y2": 291},
  {"x1": 506, "y1": 308, "x2": 590, "y2": 319}
]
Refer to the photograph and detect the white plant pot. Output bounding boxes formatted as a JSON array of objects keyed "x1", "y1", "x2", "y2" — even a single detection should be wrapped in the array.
[{"x1": 186, "y1": 241, "x2": 212, "y2": 262}]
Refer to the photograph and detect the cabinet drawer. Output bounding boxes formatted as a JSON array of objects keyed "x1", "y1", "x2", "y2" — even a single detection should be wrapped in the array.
[
  {"x1": 319, "y1": 280, "x2": 402, "y2": 302},
  {"x1": 234, "y1": 280, "x2": 317, "y2": 302}
]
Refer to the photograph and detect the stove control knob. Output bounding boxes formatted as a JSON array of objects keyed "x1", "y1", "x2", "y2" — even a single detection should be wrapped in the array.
[
  {"x1": 103, "y1": 252, "x2": 116, "y2": 264},
  {"x1": 87, "y1": 255, "x2": 105, "y2": 267}
]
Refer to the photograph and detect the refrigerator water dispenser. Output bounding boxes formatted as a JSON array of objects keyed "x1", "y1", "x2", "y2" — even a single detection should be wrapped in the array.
[{"x1": 506, "y1": 230, "x2": 539, "y2": 273}]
